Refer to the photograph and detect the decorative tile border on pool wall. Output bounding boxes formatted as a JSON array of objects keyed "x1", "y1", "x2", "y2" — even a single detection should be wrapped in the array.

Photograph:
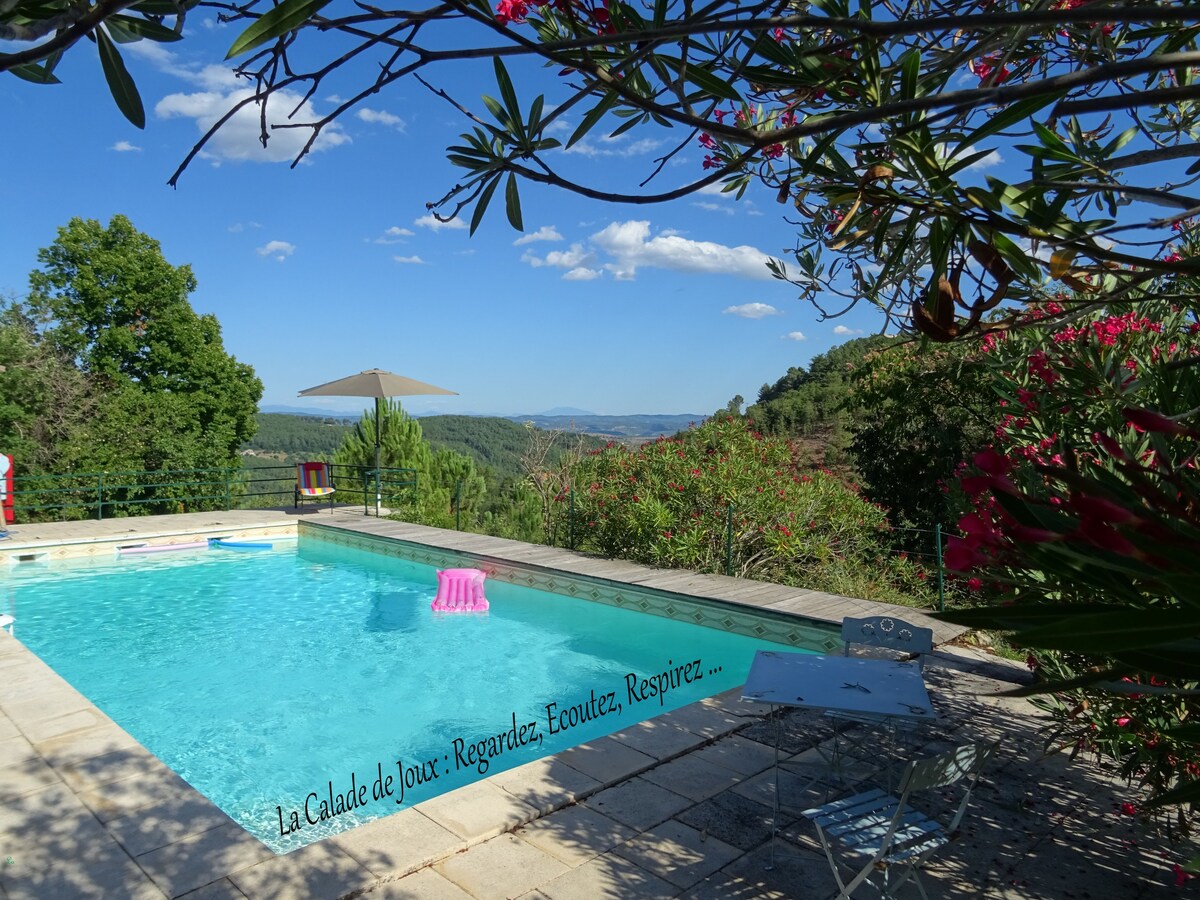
[
  {"x1": 0, "y1": 523, "x2": 296, "y2": 565},
  {"x1": 302, "y1": 525, "x2": 842, "y2": 654}
]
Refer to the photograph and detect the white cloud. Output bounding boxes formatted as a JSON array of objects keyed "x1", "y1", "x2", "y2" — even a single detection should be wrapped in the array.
[
  {"x1": 833, "y1": 325, "x2": 863, "y2": 335},
  {"x1": 257, "y1": 240, "x2": 295, "y2": 261},
  {"x1": 724, "y1": 303, "x2": 782, "y2": 319},
  {"x1": 783, "y1": 331, "x2": 807, "y2": 341},
  {"x1": 693, "y1": 201, "x2": 735, "y2": 215},
  {"x1": 393, "y1": 255, "x2": 425, "y2": 264},
  {"x1": 562, "y1": 135, "x2": 662, "y2": 158},
  {"x1": 156, "y1": 87, "x2": 349, "y2": 164},
  {"x1": 522, "y1": 243, "x2": 595, "y2": 269},
  {"x1": 356, "y1": 108, "x2": 406, "y2": 131},
  {"x1": 590, "y1": 220, "x2": 775, "y2": 281},
  {"x1": 513, "y1": 226, "x2": 563, "y2": 246},
  {"x1": 112, "y1": 140, "x2": 141, "y2": 152},
  {"x1": 563, "y1": 267, "x2": 602, "y2": 281},
  {"x1": 373, "y1": 226, "x2": 414, "y2": 244},
  {"x1": 414, "y1": 214, "x2": 466, "y2": 232},
  {"x1": 228, "y1": 221, "x2": 261, "y2": 233}
]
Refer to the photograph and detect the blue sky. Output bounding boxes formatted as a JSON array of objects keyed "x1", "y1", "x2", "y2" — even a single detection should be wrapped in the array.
[{"x1": 3, "y1": 15, "x2": 893, "y2": 417}]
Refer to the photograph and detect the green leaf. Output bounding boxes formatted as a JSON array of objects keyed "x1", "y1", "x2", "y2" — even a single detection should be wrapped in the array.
[
  {"x1": 899, "y1": 48, "x2": 920, "y2": 101},
  {"x1": 1016, "y1": 609, "x2": 1200, "y2": 653},
  {"x1": 1144, "y1": 778, "x2": 1200, "y2": 810},
  {"x1": 965, "y1": 92, "x2": 1063, "y2": 147},
  {"x1": 227, "y1": 0, "x2": 331, "y2": 59},
  {"x1": 107, "y1": 14, "x2": 185, "y2": 43},
  {"x1": 504, "y1": 173, "x2": 523, "y2": 231},
  {"x1": 658, "y1": 56, "x2": 742, "y2": 102},
  {"x1": 96, "y1": 27, "x2": 145, "y2": 129},
  {"x1": 9, "y1": 61, "x2": 62, "y2": 84},
  {"x1": 568, "y1": 93, "x2": 618, "y2": 150},
  {"x1": 470, "y1": 175, "x2": 502, "y2": 236},
  {"x1": 493, "y1": 58, "x2": 526, "y2": 144},
  {"x1": 130, "y1": 0, "x2": 201, "y2": 13}
]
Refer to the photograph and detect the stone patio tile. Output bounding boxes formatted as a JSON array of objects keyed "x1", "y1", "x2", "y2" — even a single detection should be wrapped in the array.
[
  {"x1": 536, "y1": 853, "x2": 679, "y2": 900},
  {"x1": 0, "y1": 754, "x2": 64, "y2": 802},
  {"x1": 0, "y1": 735, "x2": 37, "y2": 769},
  {"x1": 489, "y1": 757, "x2": 601, "y2": 814},
  {"x1": 3, "y1": 689, "x2": 96, "y2": 726},
  {"x1": 50, "y1": 743, "x2": 175, "y2": 794},
  {"x1": 76, "y1": 766, "x2": 197, "y2": 824},
  {"x1": 177, "y1": 879, "x2": 249, "y2": 900},
  {"x1": 674, "y1": 789, "x2": 788, "y2": 851},
  {"x1": 612, "y1": 819, "x2": 741, "y2": 889},
  {"x1": 583, "y1": 777, "x2": 693, "y2": 832},
  {"x1": 607, "y1": 719, "x2": 709, "y2": 761},
  {"x1": 0, "y1": 848, "x2": 166, "y2": 900},
  {"x1": 367, "y1": 867, "x2": 474, "y2": 899},
  {"x1": 35, "y1": 721, "x2": 141, "y2": 768},
  {"x1": 106, "y1": 790, "x2": 236, "y2": 857},
  {"x1": 692, "y1": 839, "x2": 836, "y2": 899},
  {"x1": 728, "y1": 759, "x2": 835, "y2": 817},
  {"x1": 639, "y1": 753, "x2": 745, "y2": 802},
  {"x1": 555, "y1": 737, "x2": 657, "y2": 785},
  {"x1": 0, "y1": 788, "x2": 166, "y2": 900},
  {"x1": 229, "y1": 838, "x2": 375, "y2": 900},
  {"x1": 701, "y1": 687, "x2": 772, "y2": 718},
  {"x1": 652, "y1": 702, "x2": 747, "y2": 739},
  {"x1": 136, "y1": 820, "x2": 276, "y2": 898},
  {"x1": 0, "y1": 713, "x2": 20, "y2": 741},
  {"x1": 334, "y1": 809, "x2": 464, "y2": 878},
  {"x1": 515, "y1": 803, "x2": 635, "y2": 867},
  {"x1": 686, "y1": 735, "x2": 776, "y2": 778},
  {"x1": 415, "y1": 778, "x2": 539, "y2": 842},
  {"x1": 437, "y1": 833, "x2": 569, "y2": 900},
  {"x1": 7, "y1": 706, "x2": 109, "y2": 744}
]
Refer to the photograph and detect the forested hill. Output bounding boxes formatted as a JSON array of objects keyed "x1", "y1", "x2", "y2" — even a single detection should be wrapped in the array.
[
  {"x1": 506, "y1": 413, "x2": 703, "y2": 437},
  {"x1": 747, "y1": 335, "x2": 895, "y2": 437},
  {"x1": 244, "y1": 413, "x2": 608, "y2": 478}
]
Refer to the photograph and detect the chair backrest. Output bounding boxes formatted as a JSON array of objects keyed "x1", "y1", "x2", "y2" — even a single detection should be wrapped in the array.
[
  {"x1": 898, "y1": 742, "x2": 998, "y2": 833},
  {"x1": 296, "y1": 462, "x2": 331, "y2": 490},
  {"x1": 842, "y1": 615, "x2": 934, "y2": 668}
]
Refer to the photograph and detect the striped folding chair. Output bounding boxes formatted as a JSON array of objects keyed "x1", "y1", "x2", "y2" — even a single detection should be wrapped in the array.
[{"x1": 295, "y1": 462, "x2": 336, "y2": 512}]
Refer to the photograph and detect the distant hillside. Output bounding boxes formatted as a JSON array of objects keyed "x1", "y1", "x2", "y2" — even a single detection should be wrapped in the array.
[
  {"x1": 243, "y1": 412, "x2": 610, "y2": 479},
  {"x1": 505, "y1": 413, "x2": 704, "y2": 437},
  {"x1": 420, "y1": 416, "x2": 608, "y2": 478}
]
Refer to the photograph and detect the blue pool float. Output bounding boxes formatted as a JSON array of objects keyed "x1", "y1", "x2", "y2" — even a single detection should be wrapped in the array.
[{"x1": 208, "y1": 538, "x2": 273, "y2": 551}]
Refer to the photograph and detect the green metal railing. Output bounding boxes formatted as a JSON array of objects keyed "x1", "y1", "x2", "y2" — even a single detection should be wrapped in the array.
[{"x1": 10, "y1": 464, "x2": 419, "y2": 522}]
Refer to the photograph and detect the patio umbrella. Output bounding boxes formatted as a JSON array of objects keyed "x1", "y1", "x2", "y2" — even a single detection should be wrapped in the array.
[{"x1": 297, "y1": 368, "x2": 458, "y2": 513}]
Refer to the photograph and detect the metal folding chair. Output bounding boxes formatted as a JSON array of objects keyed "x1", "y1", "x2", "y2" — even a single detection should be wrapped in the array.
[
  {"x1": 826, "y1": 616, "x2": 935, "y2": 786},
  {"x1": 801, "y1": 742, "x2": 997, "y2": 899}
]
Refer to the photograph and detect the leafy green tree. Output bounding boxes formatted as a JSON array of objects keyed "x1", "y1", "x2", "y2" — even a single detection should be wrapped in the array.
[
  {"x1": 333, "y1": 399, "x2": 486, "y2": 525},
  {"x1": 846, "y1": 339, "x2": 996, "y2": 534},
  {"x1": 27, "y1": 215, "x2": 262, "y2": 470}
]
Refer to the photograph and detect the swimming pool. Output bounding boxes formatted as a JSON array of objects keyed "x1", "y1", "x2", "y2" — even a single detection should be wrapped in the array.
[{"x1": 4, "y1": 537, "x2": 808, "y2": 852}]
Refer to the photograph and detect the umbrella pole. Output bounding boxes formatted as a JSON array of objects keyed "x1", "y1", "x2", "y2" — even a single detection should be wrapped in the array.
[{"x1": 374, "y1": 396, "x2": 382, "y2": 516}]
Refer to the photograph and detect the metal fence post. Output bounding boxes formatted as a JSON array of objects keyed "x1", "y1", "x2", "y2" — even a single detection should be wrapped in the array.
[
  {"x1": 935, "y1": 523, "x2": 946, "y2": 612},
  {"x1": 455, "y1": 480, "x2": 461, "y2": 531},
  {"x1": 568, "y1": 489, "x2": 575, "y2": 550},
  {"x1": 96, "y1": 472, "x2": 104, "y2": 521},
  {"x1": 224, "y1": 469, "x2": 231, "y2": 511},
  {"x1": 725, "y1": 503, "x2": 734, "y2": 576}
]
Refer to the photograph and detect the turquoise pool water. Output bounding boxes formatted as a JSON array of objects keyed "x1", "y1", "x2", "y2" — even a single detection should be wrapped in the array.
[{"x1": 4, "y1": 538, "x2": 803, "y2": 852}]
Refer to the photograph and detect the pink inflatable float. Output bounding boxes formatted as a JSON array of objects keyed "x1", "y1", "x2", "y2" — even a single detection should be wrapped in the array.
[{"x1": 431, "y1": 568, "x2": 490, "y2": 612}]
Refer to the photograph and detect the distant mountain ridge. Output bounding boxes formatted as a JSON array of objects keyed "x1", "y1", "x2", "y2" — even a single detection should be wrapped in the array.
[
  {"x1": 259, "y1": 405, "x2": 704, "y2": 437},
  {"x1": 504, "y1": 414, "x2": 704, "y2": 437}
]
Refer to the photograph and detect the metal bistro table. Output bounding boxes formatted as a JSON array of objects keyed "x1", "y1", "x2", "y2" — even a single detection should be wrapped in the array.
[{"x1": 741, "y1": 650, "x2": 937, "y2": 863}]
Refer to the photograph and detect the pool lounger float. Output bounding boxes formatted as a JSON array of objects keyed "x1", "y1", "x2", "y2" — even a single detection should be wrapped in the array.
[{"x1": 209, "y1": 538, "x2": 273, "y2": 550}]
